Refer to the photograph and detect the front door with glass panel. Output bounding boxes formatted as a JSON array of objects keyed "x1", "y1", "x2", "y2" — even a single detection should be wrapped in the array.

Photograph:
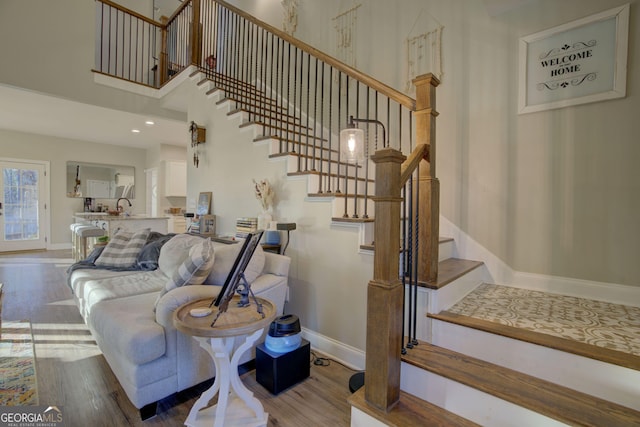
[{"x1": 0, "y1": 160, "x2": 47, "y2": 252}]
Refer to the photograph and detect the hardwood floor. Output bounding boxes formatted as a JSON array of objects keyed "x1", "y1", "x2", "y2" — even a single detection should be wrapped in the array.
[{"x1": 0, "y1": 250, "x2": 355, "y2": 426}]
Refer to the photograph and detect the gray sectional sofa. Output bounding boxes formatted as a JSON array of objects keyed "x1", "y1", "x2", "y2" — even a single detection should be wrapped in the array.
[{"x1": 67, "y1": 232, "x2": 290, "y2": 419}]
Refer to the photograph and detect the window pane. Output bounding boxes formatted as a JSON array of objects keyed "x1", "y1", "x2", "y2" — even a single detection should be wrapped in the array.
[
  {"x1": 21, "y1": 170, "x2": 38, "y2": 186},
  {"x1": 2, "y1": 167, "x2": 40, "y2": 242}
]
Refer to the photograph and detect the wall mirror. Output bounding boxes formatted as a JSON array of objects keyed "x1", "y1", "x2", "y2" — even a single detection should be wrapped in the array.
[{"x1": 66, "y1": 161, "x2": 135, "y2": 199}]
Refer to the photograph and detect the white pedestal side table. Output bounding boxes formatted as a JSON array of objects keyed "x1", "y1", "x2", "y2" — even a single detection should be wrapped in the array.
[{"x1": 174, "y1": 296, "x2": 277, "y2": 427}]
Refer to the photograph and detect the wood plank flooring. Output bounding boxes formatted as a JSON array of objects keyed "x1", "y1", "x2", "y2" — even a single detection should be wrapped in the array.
[{"x1": 0, "y1": 250, "x2": 355, "y2": 426}]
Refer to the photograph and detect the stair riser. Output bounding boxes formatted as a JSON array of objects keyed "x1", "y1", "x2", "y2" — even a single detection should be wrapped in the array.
[
  {"x1": 431, "y1": 319, "x2": 640, "y2": 411},
  {"x1": 350, "y1": 408, "x2": 388, "y2": 427},
  {"x1": 397, "y1": 236, "x2": 454, "y2": 263},
  {"x1": 400, "y1": 363, "x2": 566, "y2": 427},
  {"x1": 360, "y1": 224, "x2": 454, "y2": 262},
  {"x1": 306, "y1": 173, "x2": 373, "y2": 196},
  {"x1": 428, "y1": 266, "x2": 486, "y2": 314},
  {"x1": 439, "y1": 239, "x2": 454, "y2": 261},
  {"x1": 402, "y1": 265, "x2": 484, "y2": 343}
]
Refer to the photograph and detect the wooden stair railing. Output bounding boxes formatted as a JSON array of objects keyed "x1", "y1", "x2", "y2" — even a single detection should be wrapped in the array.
[
  {"x1": 365, "y1": 73, "x2": 439, "y2": 412},
  {"x1": 94, "y1": 0, "x2": 440, "y2": 413}
]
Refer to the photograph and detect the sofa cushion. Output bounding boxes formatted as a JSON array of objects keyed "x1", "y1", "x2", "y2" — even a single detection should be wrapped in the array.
[
  {"x1": 81, "y1": 270, "x2": 167, "y2": 318},
  {"x1": 95, "y1": 228, "x2": 151, "y2": 268},
  {"x1": 90, "y1": 293, "x2": 166, "y2": 365},
  {"x1": 158, "y1": 234, "x2": 205, "y2": 277},
  {"x1": 204, "y1": 241, "x2": 265, "y2": 286}
]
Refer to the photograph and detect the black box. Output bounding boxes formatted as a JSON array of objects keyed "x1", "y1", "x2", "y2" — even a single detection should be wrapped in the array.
[{"x1": 256, "y1": 339, "x2": 310, "y2": 394}]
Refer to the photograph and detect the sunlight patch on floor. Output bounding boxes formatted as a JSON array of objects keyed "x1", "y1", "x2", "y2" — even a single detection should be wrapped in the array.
[{"x1": 31, "y1": 322, "x2": 101, "y2": 362}]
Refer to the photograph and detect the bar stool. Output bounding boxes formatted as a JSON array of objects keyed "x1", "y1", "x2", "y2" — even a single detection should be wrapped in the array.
[
  {"x1": 73, "y1": 225, "x2": 106, "y2": 262},
  {"x1": 70, "y1": 223, "x2": 84, "y2": 261}
]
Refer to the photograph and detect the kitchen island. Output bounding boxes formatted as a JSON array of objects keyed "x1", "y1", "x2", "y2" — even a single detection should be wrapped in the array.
[{"x1": 74, "y1": 213, "x2": 169, "y2": 239}]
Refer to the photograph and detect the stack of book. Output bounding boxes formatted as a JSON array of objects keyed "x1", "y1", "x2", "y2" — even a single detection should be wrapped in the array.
[
  {"x1": 189, "y1": 221, "x2": 200, "y2": 234},
  {"x1": 236, "y1": 217, "x2": 258, "y2": 239}
]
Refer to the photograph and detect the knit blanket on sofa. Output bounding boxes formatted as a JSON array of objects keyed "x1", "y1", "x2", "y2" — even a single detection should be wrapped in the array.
[{"x1": 67, "y1": 232, "x2": 176, "y2": 278}]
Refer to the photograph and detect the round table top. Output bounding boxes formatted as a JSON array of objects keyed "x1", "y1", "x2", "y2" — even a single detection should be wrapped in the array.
[{"x1": 173, "y1": 296, "x2": 277, "y2": 338}]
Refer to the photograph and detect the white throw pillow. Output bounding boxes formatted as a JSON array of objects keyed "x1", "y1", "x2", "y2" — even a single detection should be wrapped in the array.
[
  {"x1": 95, "y1": 228, "x2": 150, "y2": 268},
  {"x1": 204, "y1": 241, "x2": 265, "y2": 286},
  {"x1": 166, "y1": 238, "x2": 215, "y2": 290},
  {"x1": 158, "y1": 234, "x2": 204, "y2": 277},
  {"x1": 154, "y1": 238, "x2": 215, "y2": 309}
]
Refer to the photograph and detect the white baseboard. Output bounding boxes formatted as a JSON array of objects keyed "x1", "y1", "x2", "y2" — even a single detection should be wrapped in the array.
[
  {"x1": 440, "y1": 215, "x2": 640, "y2": 308},
  {"x1": 511, "y1": 271, "x2": 640, "y2": 307},
  {"x1": 301, "y1": 327, "x2": 365, "y2": 371},
  {"x1": 48, "y1": 242, "x2": 71, "y2": 251}
]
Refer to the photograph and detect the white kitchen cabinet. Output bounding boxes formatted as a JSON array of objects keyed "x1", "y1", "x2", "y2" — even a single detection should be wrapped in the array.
[
  {"x1": 164, "y1": 161, "x2": 187, "y2": 197},
  {"x1": 168, "y1": 215, "x2": 187, "y2": 233}
]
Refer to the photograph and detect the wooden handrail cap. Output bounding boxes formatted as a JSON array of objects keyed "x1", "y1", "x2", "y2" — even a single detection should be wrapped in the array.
[
  {"x1": 370, "y1": 148, "x2": 406, "y2": 164},
  {"x1": 413, "y1": 73, "x2": 440, "y2": 87}
]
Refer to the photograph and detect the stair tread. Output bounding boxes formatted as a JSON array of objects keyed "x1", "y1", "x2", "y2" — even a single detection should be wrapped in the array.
[
  {"x1": 422, "y1": 258, "x2": 483, "y2": 290},
  {"x1": 402, "y1": 341, "x2": 640, "y2": 427},
  {"x1": 429, "y1": 310, "x2": 640, "y2": 371},
  {"x1": 348, "y1": 386, "x2": 479, "y2": 427},
  {"x1": 332, "y1": 216, "x2": 374, "y2": 223}
]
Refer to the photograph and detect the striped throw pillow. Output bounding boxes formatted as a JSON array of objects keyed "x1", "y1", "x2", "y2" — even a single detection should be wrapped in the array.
[
  {"x1": 95, "y1": 228, "x2": 151, "y2": 268},
  {"x1": 166, "y1": 237, "x2": 215, "y2": 290}
]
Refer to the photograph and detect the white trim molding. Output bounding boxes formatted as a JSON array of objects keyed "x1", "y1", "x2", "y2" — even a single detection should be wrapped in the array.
[
  {"x1": 440, "y1": 215, "x2": 640, "y2": 307},
  {"x1": 301, "y1": 327, "x2": 365, "y2": 371}
]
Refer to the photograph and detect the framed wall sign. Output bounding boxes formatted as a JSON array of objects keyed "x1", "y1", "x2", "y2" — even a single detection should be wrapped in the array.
[{"x1": 518, "y1": 4, "x2": 629, "y2": 114}]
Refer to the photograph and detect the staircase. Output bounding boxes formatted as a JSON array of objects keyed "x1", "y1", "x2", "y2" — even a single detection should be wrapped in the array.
[
  {"x1": 351, "y1": 233, "x2": 640, "y2": 426},
  {"x1": 363, "y1": 219, "x2": 640, "y2": 422},
  {"x1": 180, "y1": 67, "x2": 640, "y2": 425},
  {"x1": 93, "y1": 1, "x2": 640, "y2": 425}
]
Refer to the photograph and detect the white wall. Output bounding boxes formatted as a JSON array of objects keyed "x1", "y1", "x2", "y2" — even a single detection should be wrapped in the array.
[
  {"x1": 185, "y1": 87, "x2": 372, "y2": 351},
  {"x1": 0, "y1": 130, "x2": 147, "y2": 247},
  {"x1": 227, "y1": 0, "x2": 640, "y2": 288}
]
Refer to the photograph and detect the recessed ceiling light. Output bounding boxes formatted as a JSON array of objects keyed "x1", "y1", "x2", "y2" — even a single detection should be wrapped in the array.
[
  {"x1": 145, "y1": 120, "x2": 155, "y2": 126},
  {"x1": 131, "y1": 129, "x2": 141, "y2": 133}
]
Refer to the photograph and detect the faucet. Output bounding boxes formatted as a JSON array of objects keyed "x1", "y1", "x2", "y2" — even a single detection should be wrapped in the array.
[{"x1": 117, "y1": 198, "x2": 132, "y2": 213}]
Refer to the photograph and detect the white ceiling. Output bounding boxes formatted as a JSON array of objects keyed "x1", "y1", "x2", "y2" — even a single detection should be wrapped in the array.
[{"x1": 0, "y1": 84, "x2": 188, "y2": 150}]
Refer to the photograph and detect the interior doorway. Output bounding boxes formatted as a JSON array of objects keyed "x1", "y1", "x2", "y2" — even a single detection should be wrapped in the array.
[
  {"x1": 145, "y1": 167, "x2": 158, "y2": 217},
  {"x1": 0, "y1": 159, "x2": 49, "y2": 252}
]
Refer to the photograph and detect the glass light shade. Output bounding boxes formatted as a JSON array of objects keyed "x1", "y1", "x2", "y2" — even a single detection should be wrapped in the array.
[{"x1": 340, "y1": 127, "x2": 365, "y2": 164}]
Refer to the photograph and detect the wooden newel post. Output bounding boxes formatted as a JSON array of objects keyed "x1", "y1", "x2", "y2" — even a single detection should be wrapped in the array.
[
  {"x1": 413, "y1": 73, "x2": 440, "y2": 284},
  {"x1": 365, "y1": 148, "x2": 407, "y2": 412},
  {"x1": 191, "y1": 0, "x2": 202, "y2": 66}
]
